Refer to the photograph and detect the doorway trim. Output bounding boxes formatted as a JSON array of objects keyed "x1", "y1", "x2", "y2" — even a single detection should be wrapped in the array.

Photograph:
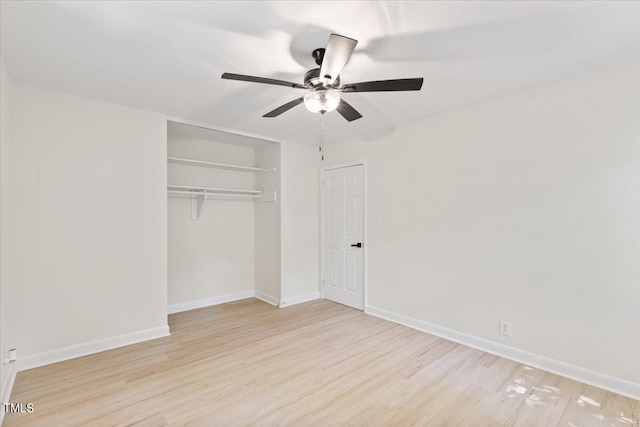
[{"x1": 320, "y1": 159, "x2": 368, "y2": 311}]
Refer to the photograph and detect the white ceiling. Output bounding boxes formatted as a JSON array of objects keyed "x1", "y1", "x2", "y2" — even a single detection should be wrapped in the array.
[{"x1": 2, "y1": 1, "x2": 639, "y2": 145}]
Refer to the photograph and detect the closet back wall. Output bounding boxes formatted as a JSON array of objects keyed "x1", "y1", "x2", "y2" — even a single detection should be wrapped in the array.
[{"x1": 167, "y1": 135, "x2": 256, "y2": 312}]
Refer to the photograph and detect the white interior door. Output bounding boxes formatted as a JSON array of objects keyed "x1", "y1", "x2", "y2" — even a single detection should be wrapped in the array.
[{"x1": 322, "y1": 164, "x2": 364, "y2": 310}]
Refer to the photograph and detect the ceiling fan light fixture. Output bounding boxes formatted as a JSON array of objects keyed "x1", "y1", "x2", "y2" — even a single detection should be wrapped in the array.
[{"x1": 303, "y1": 89, "x2": 340, "y2": 114}]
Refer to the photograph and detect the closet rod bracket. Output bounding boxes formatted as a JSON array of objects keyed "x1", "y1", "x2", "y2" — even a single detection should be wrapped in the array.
[{"x1": 191, "y1": 193, "x2": 206, "y2": 221}]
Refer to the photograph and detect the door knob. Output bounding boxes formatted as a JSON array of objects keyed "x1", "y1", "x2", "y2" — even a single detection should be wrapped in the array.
[{"x1": 350, "y1": 243, "x2": 362, "y2": 248}]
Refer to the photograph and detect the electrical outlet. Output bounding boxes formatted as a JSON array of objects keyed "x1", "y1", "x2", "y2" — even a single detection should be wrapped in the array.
[
  {"x1": 499, "y1": 320, "x2": 511, "y2": 337},
  {"x1": 4, "y1": 348, "x2": 17, "y2": 364}
]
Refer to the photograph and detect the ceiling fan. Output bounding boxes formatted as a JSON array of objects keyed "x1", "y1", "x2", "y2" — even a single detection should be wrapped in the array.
[{"x1": 221, "y1": 34, "x2": 424, "y2": 122}]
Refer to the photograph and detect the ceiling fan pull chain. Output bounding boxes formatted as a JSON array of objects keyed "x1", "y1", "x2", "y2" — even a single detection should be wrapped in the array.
[{"x1": 319, "y1": 113, "x2": 325, "y2": 161}]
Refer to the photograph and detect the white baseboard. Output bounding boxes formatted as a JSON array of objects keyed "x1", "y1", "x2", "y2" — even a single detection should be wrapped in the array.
[
  {"x1": 168, "y1": 290, "x2": 316, "y2": 311},
  {"x1": 365, "y1": 305, "x2": 640, "y2": 400},
  {"x1": 0, "y1": 362, "x2": 17, "y2": 425},
  {"x1": 15, "y1": 325, "x2": 170, "y2": 372},
  {"x1": 168, "y1": 291, "x2": 255, "y2": 314},
  {"x1": 254, "y1": 290, "x2": 279, "y2": 306},
  {"x1": 280, "y1": 291, "x2": 320, "y2": 307}
]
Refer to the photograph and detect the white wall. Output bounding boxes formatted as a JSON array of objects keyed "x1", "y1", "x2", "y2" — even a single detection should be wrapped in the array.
[
  {"x1": 280, "y1": 140, "x2": 321, "y2": 305},
  {"x1": 1, "y1": 56, "x2": 18, "y2": 404},
  {"x1": 324, "y1": 60, "x2": 640, "y2": 389},
  {"x1": 167, "y1": 136, "x2": 256, "y2": 311},
  {"x1": 10, "y1": 84, "x2": 168, "y2": 365},
  {"x1": 255, "y1": 143, "x2": 281, "y2": 303}
]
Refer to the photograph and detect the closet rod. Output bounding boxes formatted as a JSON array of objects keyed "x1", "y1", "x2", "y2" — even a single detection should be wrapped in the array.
[
  {"x1": 168, "y1": 184, "x2": 262, "y2": 195},
  {"x1": 167, "y1": 190, "x2": 261, "y2": 199}
]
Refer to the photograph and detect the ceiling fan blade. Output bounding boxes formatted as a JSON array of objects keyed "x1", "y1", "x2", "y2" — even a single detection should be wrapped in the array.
[
  {"x1": 222, "y1": 73, "x2": 306, "y2": 89},
  {"x1": 320, "y1": 34, "x2": 358, "y2": 86},
  {"x1": 342, "y1": 78, "x2": 424, "y2": 93},
  {"x1": 336, "y1": 99, "x2": 363, "y2": 122},
  {"x1": 263, "y1": 97, "x2": 305, "y2": 118}
]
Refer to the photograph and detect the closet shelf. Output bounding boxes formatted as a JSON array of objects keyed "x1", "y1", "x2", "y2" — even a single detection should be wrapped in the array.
[{"x1": 167, "y1": 157, "x2": 276, "y2": 174}]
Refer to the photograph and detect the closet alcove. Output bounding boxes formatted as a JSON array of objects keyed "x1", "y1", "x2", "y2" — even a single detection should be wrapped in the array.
[{"x1": 167, "y1": 121, "x2": 281, "y2": 313}]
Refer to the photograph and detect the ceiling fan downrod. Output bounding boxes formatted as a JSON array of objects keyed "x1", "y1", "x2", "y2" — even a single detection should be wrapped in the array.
[{"x1": 312, "y1": 48, "x2": 325, "y2": 66}]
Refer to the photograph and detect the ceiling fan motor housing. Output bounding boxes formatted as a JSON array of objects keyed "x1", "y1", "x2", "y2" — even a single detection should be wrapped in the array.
[{"x1": 304, "y1": 68, "x2": 340, "y2": 88}]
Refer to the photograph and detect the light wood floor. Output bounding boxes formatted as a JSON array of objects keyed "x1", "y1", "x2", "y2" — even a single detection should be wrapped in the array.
[{"x1": 5, "y1": 299, "x2": 639, "y2": 426}]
